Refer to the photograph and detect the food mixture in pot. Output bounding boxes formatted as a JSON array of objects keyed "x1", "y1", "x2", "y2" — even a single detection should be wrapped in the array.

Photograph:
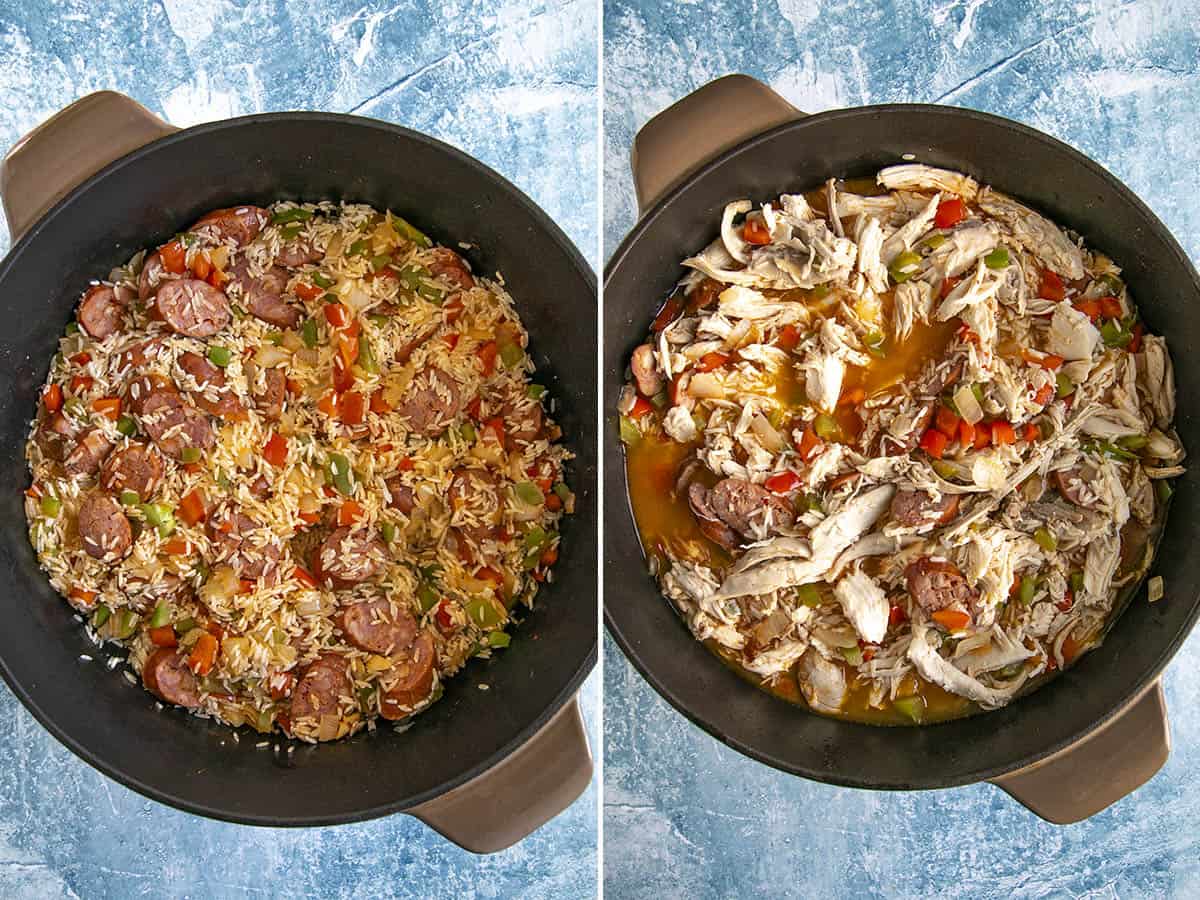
[
  {"x1": 620, "y1": 164, "x2": 1183, "y2": 725},
  {"x1": 26, "y1": 202, "x2": 573, "y2": 742}
]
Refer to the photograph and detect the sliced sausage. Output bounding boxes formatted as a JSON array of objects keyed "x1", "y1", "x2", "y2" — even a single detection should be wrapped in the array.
[
  {"x1": 380, "y1": 630, "x2": 436, "y2": 719},
  {"x1": 99, "y1": 442, "x2": 164, "y2": 497},
  {"x1": 504, "y1": 394, "x2": 544, "y2": 444},
  {"x1": 904, "y1": 556, "x2": 974, "y2": 612},
  {"x1": 448, "y1": 468, "x2": 503, "y2": 533},
  {"x1": 317, "y1": 527, "x2": 387, "y2": 585},
  {"x1": 289, "y1": 653, "x2": 353, "y2": 735},
  {"x1": 139, "y1": 387, "x2": 215, "y2": 461},
  {"x1": 138, "y1": 251, "x2": 177, "y2": 301},
  {"x1": 427, "y1": 248, "x2": 474, "y2": 290},
  {"x1": 1053, "y1": 467, "x2": 1096, "y2": 507},
  {"x1": 393, "y1": 323, "x2": 438, "y2": 365},
  {"x1": 126, "y1": 373, "x2": 175, "y2": 416},
  {"x1": 276, "y1": 239, "x2": 323, "y2": 268},
  {"x1": 707, "y1": 477, "x2": 795, "y2": 539},
  {"x1": 210, "y1": 509, "x2": 283, "y2": 583},
  {"x1": 78, "y1": 285, "x2": 125, "y2": 339},
  {"x1": 394, "y1": 366, "x2": 463, "y2": 436},
  {"x1": 142, "y1": 648, "x2": 201, "y2": 708},
  {"x1": 34, "y1": 412, "x2": 79, "y2": 462},
  {"x1": 154, "y1": 279, "x2": 231, "y2": 338},
  {"x1": 630, "y1": 343, "x2": 664, "y2": 397},
  {"x1": 922, "y1": 358, "x2": 966, "y2": 397},
  {"x1": 191, "y1": 206, "x2": 268, "y2": 247},
  {"x1": 123, "y1": 572, "x2": 190, "y2": 614},
  {"x1": 384, "y1": 475, "x2": 415, "y2": 515},
  {"x1": 251, "y1": 367, "x2": 286, "y2": 421},
  {"x1": 63, "y1": 429, "x2": 113, "y2": 477},
  {"x1": 228, "y1": 260, "x2": 301, "y2": 328},
  {"x1": 890, "y1": 489, "x2": 960, "y2": 528},
  {"x1": 77, "y1": 492, "x2": 132, "y2": 560},
  {"x1": 116, "y1": 339, "x2": 166, "y2": 374},
  {"x1": 178, "y1": 351, "x2": 243, "y2": 418},
  {"x1": 338, "y1": 595, "x2": 417, "y2": 655},
  {"x1": 687, "y1": 482, "x2": 739, "y2": 550}
]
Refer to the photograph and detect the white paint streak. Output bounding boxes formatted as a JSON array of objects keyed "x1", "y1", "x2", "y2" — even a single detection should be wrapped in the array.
[{"x1": 161, "y1": 0, "x2": 226, "y2": 53}]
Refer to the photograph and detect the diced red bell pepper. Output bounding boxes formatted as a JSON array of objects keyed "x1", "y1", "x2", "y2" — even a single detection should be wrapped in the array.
[
  {"x1": 940, "y1": 275, "x2": 961, "y2": 299},
  {"x1": 888, "y1": 604, "x2": 908, "y2": 627},
  {"x1": 337, "y1": 500, "x2": 364, "y2": 526},
  {"x1": 70, "y1": 351, "x2": 91, "y2": 365},
  {"x1": 1021, "y1": 348, "x2": 1063, "y2": 370},
  {"x1": 1033, "y1": 383, "x2": 1054, "y2": 406},
  {"x1": 262, "y1": 431, "x2": 288, "y2": 467},
  {"x1": 91, "y1": 397, "x2": 121, "y2": 420},
  {"x1": 444, "y1": 333, "x2": 460, "y2": 350},
  {"x1": 651, "y1": 295, "x2": 683, "y2": 332},
  {"x1": 1098, "y1": 296, "x2": 1123, "y2": 319},
  {"x1": 796, "y1": 424, "x2": 822, "y2": 462},
  {"x1": 777, "y1": 324, "x2": 801, "y2": 351},
  {"x1": 179, "y1": 489, "x2": 206, "y2": 526},
  {"x1": 1129, "y1": 323, "x2": 1144, "y2": 353},
  {"x1": 1073, "y1": 298, "x2": 1102, "y2": 321},
  {"x1": 477, "y1": 340, "x2": 498, "y2": 376},
  {"x1": 919, "y1": 427, "x2": 949, "y2": 459},
  {"x1": 69, "y1": 587, "x2": 97, "y2": 608},
  {"x1": 1038, "y1": 269, "x2": 1065, "y2": 301},
  {"x1": 973, "y1": 420, "x2": 992, "y2": 449},
  {"x1": 444, "y1": 297, "x2": 464, "y2": 324},
  {"x1": 397, "y1": 457, "x2": 415, "y2": 472},
  {"x1": 189, "y1": 252, "x2": 212, "y2": 281},
  {"x1": 318, "y1": 391, "x2": 340, "y2": 418},
  {"x1": 149, "y1": 625, "x2": 178, "y2": 648},
  {"x1": 934, "y1": 404, "x2": 960, "y2": 438},
  {"x1": 934, "y1": 197, "x2": 966, "y2": 229},
  {"x1": 483, "y1": 417, "x2": 505, "y2": 445},
  {"x1": 764, "y1": 471, "x2": 801, "y2": 494},
  {"x1": 932, "y1": 609, "x2": 971, "y2": 631},
  {"x1": 324, "y1": 302, "x2": 350, "y2": 328},
  {"x1": 369, "y1": 388, "x2": 391, "y2": 414},
  {"x1": 629, "y1": 396, "x2": 654, "y2": 419},
  {"x1": 991, "y1": 420, "x2": 1016, "y2": 445},
  {"x1": 159, "y1": 241, "x2": 187, "y2": 274},
  {"x1": 42, "y1": 383, "x2": 63, "y2": 414},
  {"x1": 69, "y1": 375, "x2": 94, "y2": 394},
  {"x1": 339, "y1": 390, "x2": 366, "y2": 425},
  {"x1": 1023, "y1": 422, "x2": 1040, "y2": 442},
  {"x1": 332, "y1": 356, "x2": 355, "y2": 392},
  {"x1": 434, "y1": 598, "x2": 455, "y2": 635},
  {"x1": 742, "y1": 216, "x2": 771, "y2": 245},
  {"x1": 187, "y1": 632, "x2": 218, "y2": 675},
  {"x1": 295, "y1": 282, "x2": 324, "y2": 303},
  {"x1": 958, "y1": 419, "x2": 975, "y2": 448},
  {"x1": 696, "y1": 352, "x2": 730, "y2": 372}
]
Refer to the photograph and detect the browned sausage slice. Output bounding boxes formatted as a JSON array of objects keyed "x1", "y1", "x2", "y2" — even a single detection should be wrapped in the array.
[
  {"x1": 630, "y1": 344, "x2": 663, "y2": 397},
  {"x1": 317, "y1": 527, "x2": 387, "y2": 585},
  {"x1": 427, "y1": 248, "x2": 474, "y2": 290},
  {"x1": 64, "y1": 429, "x2": 113, "y2": 477},
  {"x1": 142, "y1": 648, "x2": 201, "y2": 708},
  {"x1": 228, "y1": 260, "x2": 301, "y2": 328},
  {"x1": 77, "y1": 492, "x2": 132, "y2": 560},
  {"x1": 394, "y1": 366, "x2": 463, "y2": 436},
  {"x1": 276, "y1": 239, "x2": 323, "y2": 268},
  {"x1": 380, "y1": 630, "x2": 436, "y2": 719},
  {"x1": 138, "y1": 251, "x2": 177, "y2": 301},
  {"x1": 504, "y1": 394, "x2": 544, "y2": 444},
  {"x1": 708, "y1": 478, "x2": 795, "y2": 539},
  {"x1": 251, "y1": 367, "x2": 286, "y2": 420},
  {"x1": 139, "y1": 387, "x2": 215, "y2": 461},
  {"x1": 154, "y1": 279, "x2": 231, "y2": 338},
  {"x1": 178, "y1": 351, "x2": 243, "y2": 418},
  {"x1": 1053, "y1": 467, "x2": 1096, "y2": 507},
  {"x1": 338, "y1": 596, "x2": 418, "y2": 654},
  {"x1": 905, "y1": 556, "x2": 974, "y2": 612},
  {"x1": 99, "y1": 442, "x2": 164, "y2": 497},
  {"x1": 890, "y1": 489, "x2": 960, "y2": 528},
  {"x1": 384, "y1": 475, "x2": 415, "y2": 514},
  {"x1": 687, "y1": 482, "x2": 740, "y2": 550},
  {"x1": 210, "y1": 509, "x2": 284, "y2": 583},
  {"x1": 191, "y1": 206, "x2": 268, "y2": 247},
  {"x1": 448, "y1": 468, "x2": 503, "y2": 532},
  {"x1": 78, "y1": 285, "x2": 126, "y2": 339},
  {"x1": 289, "y1": 653, "x2": 353, "y2": 737}
]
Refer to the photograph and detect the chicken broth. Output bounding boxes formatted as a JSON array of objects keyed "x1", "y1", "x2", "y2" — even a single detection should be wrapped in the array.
[{"x1": 620, "y1": 164, "x2": 1182, "y2": 726}]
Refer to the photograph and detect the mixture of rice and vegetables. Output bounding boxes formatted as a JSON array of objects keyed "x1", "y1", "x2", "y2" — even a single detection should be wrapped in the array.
[
  {"x1": 620, "y1": 164, "x2": 1183, "y2": 725},
  {"x1": 26, "y1": 202, "x2": 573, "y2": 742}
]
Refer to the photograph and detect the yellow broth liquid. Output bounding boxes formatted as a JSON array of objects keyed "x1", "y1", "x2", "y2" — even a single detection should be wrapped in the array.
[{"x1": 624, "y1": 178, "x2": 1159, "y2": 726}]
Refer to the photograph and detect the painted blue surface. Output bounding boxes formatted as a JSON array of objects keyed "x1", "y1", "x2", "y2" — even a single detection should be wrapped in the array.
[
  {"x1": 603, "y1": 1, "x2": 1200, "y2": 897},
  {"x1": 0, "y1": 2, "x2": 598, "y2": 898}
]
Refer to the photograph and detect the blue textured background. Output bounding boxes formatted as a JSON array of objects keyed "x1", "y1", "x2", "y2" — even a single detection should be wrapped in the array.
[
  {"x1": 0, "y1": 2, "x2": 598, "y2": 898},
  {"x1": 603, "y1": 1, "x2": 1200, "y2": 897}
]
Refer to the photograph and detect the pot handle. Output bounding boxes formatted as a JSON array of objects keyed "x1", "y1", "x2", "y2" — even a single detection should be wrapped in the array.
[
  {"x1": 409, "y1": 695, "x2": 593, "y2": 854},
  {"x1": 989, "y1": 679, "x2": 1169, "y2": 823},
  {"x1": 0, "y1": 90, "x2": 177, "y2": 242},
  {"x1": 631, "y1": 74, "x2": 803, "y2": 215}
]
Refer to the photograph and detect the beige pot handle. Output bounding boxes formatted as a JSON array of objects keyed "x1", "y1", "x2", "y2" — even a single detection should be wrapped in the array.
[
  {"x1": 410, "y1": 695, "x2": 593, "y2": 853},
  {"x1": 990, "y1": 679, "x2": 1169, "y2": 823},
  {"x1": 1, "y1": 90, "x2": 177, "y2": 242},
  {"x1": 631, "y1": 74, "x2": 803, "y2": 215}
]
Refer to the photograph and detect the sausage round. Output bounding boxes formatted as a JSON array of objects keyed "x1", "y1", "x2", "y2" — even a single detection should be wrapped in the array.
[
  {"x1": 64, "y1": 429, "x2": 113, "y2": 477},
  {"x1": 276, "y1": 239, "x2": 323, "y2": 268},
  {"x1": 890, "y1": 489, "x2": 960, "y2": 528},
  {"x1": 78, "y1": 285, "x2": 126, "y2": 339},
  {"x1": 228, "y1": 261, "x2": 301, "y2": 328},
  {"x1": 1053, "y1": 467, "x2": 1096, "y2": 507},
  {"x1": 191, "y1": 206, "x2": 268, "y2": 247},
  {"x1": 448, "y1": 468, "x2": 503, "y2": 531},
  {"x1": 139, "y1": 387, "x2": 215, "y2": 460},
  {"x1": 427, "y1": 248, "x2": 474, "y2": 290},
  {"x1": 178, "y1": 351, "x2": 243, "y2": 418},
  {"x1": 77, "y1": 492, "x2": 132, "y2": 560},
  {"x1": 687, "y1": 482, "x2": 740, "y2": 550},
  {"x1": 99, "y1": 442, "x2": 164, "y2": 497},
  {"x1": 252, "y1": 367, "x2": 286, "y2": 420},
  {"x1": 380, "y1": 630, "x2": 436, "y2": 719},
  {"x1": 394, "y1": 366, "x2": 463, "y2": 436},
  {"x1": 384, "y1": 475, "x2": 415, "y2": 515},
  {"x1": 154, "y1": 279, "x2": 231, "y2": 338},
  {"x1": 904, "y1": 556, "x2": 974, "y2": 612},
  {"x1": 137, "y1": 251, "x2": 176, "y2": 301},
  {"x1": 142, "y1": 648, "x2": 201, "y2": 708},
  {"x1": 504, "y1": 394, "x2": 544, "y2": 444},
  {"x1": 338, "y1": 595, "x2": 418, "y2": 655},
  {"x1": 210, "y1": 509, "x2": 283, "y2": 582},
  {"x1": 289, "y1": 653, "x2": 353, "y2": 733},
  {"x1": 316, "y1": 527, "x2": 387, "y2": 585},
  {"x1": 708, "y1": 477, "x2": 795, "y2": 539}
]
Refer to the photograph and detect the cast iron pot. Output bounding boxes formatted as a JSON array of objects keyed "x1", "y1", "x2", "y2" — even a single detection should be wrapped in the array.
[
  {"x1": 604, "y1": 75, "x2": 1200, "y2": 822},
  {"x1": 0, "y1": 92, "x2": 597, "y2": 852}
]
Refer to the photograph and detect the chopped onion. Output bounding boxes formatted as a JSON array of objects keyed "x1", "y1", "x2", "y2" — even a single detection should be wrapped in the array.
[
  {"x1": 953, "y1": 384, "x2": 983, "y2": 425},
  {"x1": 750, "y1": 414, "x2": 786, "y2": 453},
  {"x1": 318, "y1": 714, "x2": 340, "y2": 742},
  {"x1": 254, "y1": 345, "x2": 291, "y2": 368},
  {"x1": 688, "y1": 372, "x2": 725, "y2": 399}
]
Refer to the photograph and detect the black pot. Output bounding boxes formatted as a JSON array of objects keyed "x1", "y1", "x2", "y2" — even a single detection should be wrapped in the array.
[
  {"x1": 0, "y1": 92, "x2": 597, "y2": 852},
  {"x1": 604, "y1": 75, "x2": 1199, "y2": 822}
]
